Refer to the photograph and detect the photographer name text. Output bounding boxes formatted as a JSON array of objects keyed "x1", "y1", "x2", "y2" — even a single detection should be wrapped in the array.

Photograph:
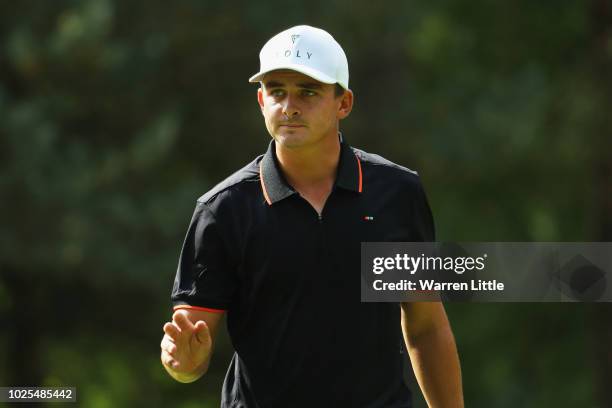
[{"x1": 372, "y1": 279, "x2": 505, "y2": 291}]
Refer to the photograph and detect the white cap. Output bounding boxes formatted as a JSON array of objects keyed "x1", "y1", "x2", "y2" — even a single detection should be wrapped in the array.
[{"x1": 249, "y1": 25, "x2": 349, "y2": 90}]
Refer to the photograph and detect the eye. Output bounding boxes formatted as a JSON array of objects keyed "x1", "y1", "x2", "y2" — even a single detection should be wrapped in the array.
[
  {"x1": 270, "y1": 89, "x2": 285, "y2": 97},
  {"x1": 301, "y1": 90, "x2": 317, "y2": 97}
]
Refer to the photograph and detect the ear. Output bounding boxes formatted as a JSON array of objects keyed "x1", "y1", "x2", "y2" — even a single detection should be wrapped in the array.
[
  {"x1": 257, "y1": 87, "x2": 265, "y2": 113},
  {"x1": 337, "y1": 89, "x2": 354, "y2": 120}
]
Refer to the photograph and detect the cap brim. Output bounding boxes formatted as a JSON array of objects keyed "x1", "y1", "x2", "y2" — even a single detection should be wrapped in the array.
[{"x1": 249, "y1": 63, "x2": 337, "y2": 85}]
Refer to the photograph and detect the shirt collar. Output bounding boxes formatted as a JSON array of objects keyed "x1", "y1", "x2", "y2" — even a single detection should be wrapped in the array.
[{"x1": 259, "y1": 134, "x2": 363, "y2": 206}]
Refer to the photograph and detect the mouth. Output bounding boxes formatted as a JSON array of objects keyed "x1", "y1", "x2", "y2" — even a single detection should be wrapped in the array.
[{"x1": 279, "y1": 123, "x2": 306, "y2": 128}]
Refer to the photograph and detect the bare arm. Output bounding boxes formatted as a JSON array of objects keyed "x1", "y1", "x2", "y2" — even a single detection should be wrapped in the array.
[
  {"x1": 401, "y1": 302, "x2": 464, "y2": 408},
  {"x1": 160, "y1": 308, "x2": 225, "y2": 383}
]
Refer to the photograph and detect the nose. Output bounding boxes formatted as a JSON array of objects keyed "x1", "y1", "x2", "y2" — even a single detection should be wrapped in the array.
[{"x1": 281, "y1": 94, "x2": 300, "y2": 118}]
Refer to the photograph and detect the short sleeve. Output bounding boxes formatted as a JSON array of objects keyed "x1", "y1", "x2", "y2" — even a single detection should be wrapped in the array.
[
  {"x1": 412, "y1": 180, "x2": 436, "y2": 242},
  {"x1": 171, "y1": 202, "x2": 237, "y2": 311}
]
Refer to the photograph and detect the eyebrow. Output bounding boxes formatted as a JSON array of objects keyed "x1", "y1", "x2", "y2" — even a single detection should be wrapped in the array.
[
  {"x1": 298, "y1": 82, "x2": 323, "y2": 90},
  {"x1": 263, "y1": 81, "x2": 323, "y2": 90}
]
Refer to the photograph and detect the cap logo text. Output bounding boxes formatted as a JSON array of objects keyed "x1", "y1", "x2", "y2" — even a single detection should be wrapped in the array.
[
  {"x1": 291, "y1": 34, "x2": 300, "y2": 44},
  {"x1": 280, "y1": 49, "x2": 313, "y2": 59}
]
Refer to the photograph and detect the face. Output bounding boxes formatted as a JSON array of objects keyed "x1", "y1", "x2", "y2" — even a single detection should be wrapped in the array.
[{"x1": 257, "y1": 70, "x2": 353, "y2": 149}]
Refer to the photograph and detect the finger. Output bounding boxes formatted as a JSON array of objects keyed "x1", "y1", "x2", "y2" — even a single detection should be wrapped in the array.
[
  {"x1": 173, "y1": 311, "x2": 195, "y2": 332},
  {"x1": 194, "y1": 320, "x2": 208, "y2": 332},
  {"x1": 163, "y1": 322, "x2": 180, "y2": 339},
  {"x1": 193, "y1": 320, "x2": 211, "y2": 345},
  {"x1": 161, "y1": 337, "x2": 177, "y2": 355},
  {"x1": 161, "y1": 351, "x2": 178, "y2": 369}
]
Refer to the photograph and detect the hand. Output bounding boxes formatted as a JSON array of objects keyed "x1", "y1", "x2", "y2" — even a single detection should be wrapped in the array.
[{"x1": 160, "y1": 310, "x2": 212, "y2": 378}]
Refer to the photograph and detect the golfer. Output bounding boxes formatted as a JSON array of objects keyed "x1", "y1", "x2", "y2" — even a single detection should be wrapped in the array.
[{"x1": 161, "y1": 25, "x2": 463, "y2": 408}]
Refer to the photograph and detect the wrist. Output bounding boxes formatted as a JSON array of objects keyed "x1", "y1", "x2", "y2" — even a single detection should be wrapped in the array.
[{"x1": 164, "y1": 359, "x2": 210, "y2": 383}]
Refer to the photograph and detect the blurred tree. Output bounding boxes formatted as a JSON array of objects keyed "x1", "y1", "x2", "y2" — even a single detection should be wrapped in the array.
[
  {"x1": 0, "y1": 0, "x2": 610, "y2": 407},
  {"x1": 588, "y1": 0, "x2": 612, "y2": 405}
]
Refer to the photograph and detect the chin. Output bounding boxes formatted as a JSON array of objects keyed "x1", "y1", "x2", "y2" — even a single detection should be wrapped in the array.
[{"x1": 274, "y1": 132, "x2": 310, "y2": 148}]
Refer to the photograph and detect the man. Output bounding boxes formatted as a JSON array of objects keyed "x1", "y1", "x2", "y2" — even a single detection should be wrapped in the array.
[{"x1": 160, "y1": 25, "x2": 463, "y2": 408}]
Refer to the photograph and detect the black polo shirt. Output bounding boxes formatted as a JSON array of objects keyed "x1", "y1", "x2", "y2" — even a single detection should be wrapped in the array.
[{"x1": 171, "y1": 137, "x2": 435, "y2": 408}]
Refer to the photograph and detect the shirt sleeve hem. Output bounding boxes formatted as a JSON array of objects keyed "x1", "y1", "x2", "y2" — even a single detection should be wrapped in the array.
[{"x1": 172, "y1": 304, "x2": 227, "y2": 313}]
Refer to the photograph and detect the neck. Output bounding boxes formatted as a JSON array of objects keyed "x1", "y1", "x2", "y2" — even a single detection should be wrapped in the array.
[{"x1": 275, "y1": 133, "x2": 341, "y2": 189}]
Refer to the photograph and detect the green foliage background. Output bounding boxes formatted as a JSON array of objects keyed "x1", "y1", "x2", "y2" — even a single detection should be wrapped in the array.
[{"x1": 1, "y1": 1, "x2": 611, "y2": 407}]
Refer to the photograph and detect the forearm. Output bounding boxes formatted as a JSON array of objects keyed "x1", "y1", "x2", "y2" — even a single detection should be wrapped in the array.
[{"x1": 401, "y1": 303, "x2": 463, "y2": 408}]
